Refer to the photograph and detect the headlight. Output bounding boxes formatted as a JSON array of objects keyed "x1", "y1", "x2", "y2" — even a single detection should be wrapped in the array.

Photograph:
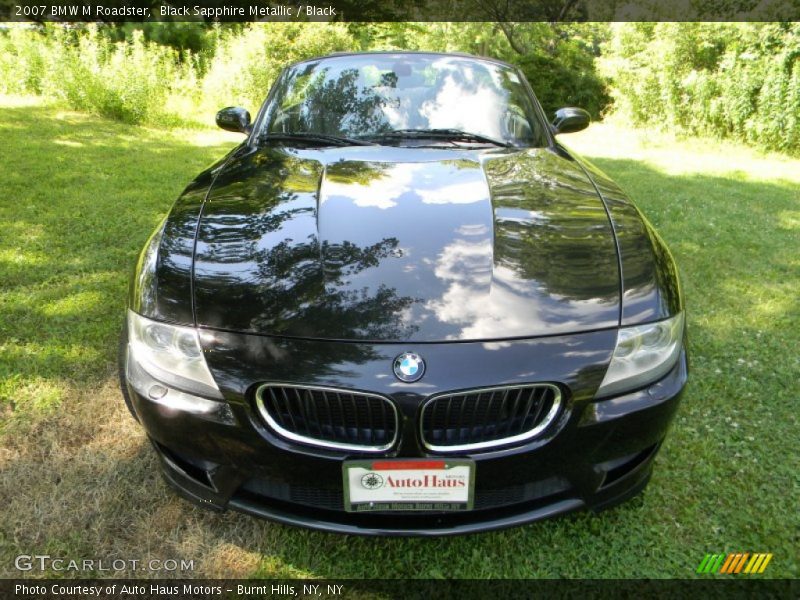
[
  {"x1": 596, "y1": 312, "x2": 685, "y2": 398},
  {"x1": 127, "y1": 310, "x2": 222, "y2": 399}
]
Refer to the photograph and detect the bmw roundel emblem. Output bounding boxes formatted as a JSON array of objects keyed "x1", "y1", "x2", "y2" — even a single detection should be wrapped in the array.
[{"x1": 393, "y1": 352, "x2": 425, "y2": 383}]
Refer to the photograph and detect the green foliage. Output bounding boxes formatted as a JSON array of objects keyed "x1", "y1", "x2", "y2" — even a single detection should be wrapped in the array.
[
  {"x1": 0, "y1": 24, "x2": 187, "y2": 124},
  {"x1": 513, "y1": 25, "x2": 611, "y2": 118},
  {"x1": 0, "y1": 25, "x2": 51, "y2": 95},
  {"x1": 55, "y1": 27, "x2": 187, "y2": 124},
  {"x1": 105, "y1": 22, "x2": 224, "y2": 58},
  {"x1": 0, "y1": 22, "x2": 610, "y2": 127},
  {"x1": 2, "y1": 21, "x2": 797, "y2": 155},
  {"x1": 602, "y1": 22, "x2": 800, "y2": 154},
  {"x1": 198, "y1": 23, "x2": 357, "y2": 116}
]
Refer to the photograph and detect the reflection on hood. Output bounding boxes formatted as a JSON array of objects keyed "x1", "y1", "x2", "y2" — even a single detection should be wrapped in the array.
[{"x1": 192, "y1": 146, "x2": 621, "y2": 342}]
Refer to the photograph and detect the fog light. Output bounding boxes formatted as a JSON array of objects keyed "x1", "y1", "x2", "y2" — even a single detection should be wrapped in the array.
[
  {"x1": 148, "y1": 384, "x2": 168, "y2": 400},
  {"x1": 125, "y1": 345, "x2": 235, "y2": 425}
]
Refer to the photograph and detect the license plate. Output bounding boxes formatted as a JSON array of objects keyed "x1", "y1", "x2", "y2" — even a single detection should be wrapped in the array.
[{"x1": 343, "y1": 459, "x2": 475, "y2": 512}]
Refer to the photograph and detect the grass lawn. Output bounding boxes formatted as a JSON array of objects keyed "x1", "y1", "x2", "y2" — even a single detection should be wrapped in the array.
[{"x1": 1, "y1": 97, "x2": 798, "y2": 579}]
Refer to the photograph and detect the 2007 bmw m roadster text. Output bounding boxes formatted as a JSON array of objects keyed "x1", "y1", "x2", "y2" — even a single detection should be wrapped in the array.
[{"x1": 120, "y1": 52, "x2": 687, "y2": 535}]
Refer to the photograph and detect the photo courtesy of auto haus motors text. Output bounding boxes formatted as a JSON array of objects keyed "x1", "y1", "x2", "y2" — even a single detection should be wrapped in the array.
[
  {"x1": 0, "y1": 0, "x2": 798, "y2": 597},
  {"x1": 14, "y1": 583, "x2": 344, "y2": 597}
]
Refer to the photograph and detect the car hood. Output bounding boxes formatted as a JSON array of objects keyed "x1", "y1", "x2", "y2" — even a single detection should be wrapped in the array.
[{"x1": 192, "y1": 145, "x2": 620, "y2": 342}]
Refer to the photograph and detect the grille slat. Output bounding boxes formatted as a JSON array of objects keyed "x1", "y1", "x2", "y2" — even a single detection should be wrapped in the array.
[
  {"x1": 482, "y1": 391, "x2": 496, "y2": 442},
  {"x1": 444, "y1": 396, "x2": 454, "y2": 444},
  {"x1": 290, "y1": 387, "x2": 306, "y2": 435},
  {"x1": 508, "y1": 389, "x2": 522, "y2": 435},
  {"x1": 381, "y1": 398, "x2": 389, "y2": 445},
  {"x1": 364, "y1": 392, "x2": 374, "y2": 445},
  {"x1": 269, "y1": 388, "x2": 284, "y2": 428},
  {"x1": 499, "y1": 388, "x2": 512, "y2": 437},
  {"x1": 421, "y1": 384, "x2": 561, "y2": 452},
  {"x1": 256, "y1": 384, "x2": 399, "y2": 452},
  {"x1": 320, "y1": 390, "x2": 333, "y2": 441},
  {"x1": 269, "y1": 388, "x2": 281, "y2": 428},
  {"x1": 333, "y1": 391, "x2": 346, "y2": 441},
  {"x1": 518, "y1": 388, "x2": 535, "y2": 435},
  {"x1": 457, "y1": 395, "x2": 468, "y2": 445},
  {"x1": 295, "y1": 387, "x2": 317, "y2": 439},
  {"x1": 350, "y1": 392, "x2": 360, "y2": 444},
  {"x1": 528, "y1": 388, "x2": 548, "y2": 431},
  {"x1": 277, "y1": 388, "x2": 295, "y2": 432}
]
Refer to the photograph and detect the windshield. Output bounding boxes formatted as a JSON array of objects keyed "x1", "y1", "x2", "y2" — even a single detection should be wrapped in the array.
[{"x1": 257, "y1": 54, "x2": 547, "y2": 147}]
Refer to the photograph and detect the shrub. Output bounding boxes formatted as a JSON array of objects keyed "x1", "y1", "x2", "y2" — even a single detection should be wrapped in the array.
[
  {"x1": 0, "y1": 24, "x2": 185, "y2": 124},
  {"x1": 1, "y1": 22, "x2": 796, "y2": 156},
  {"x1": 54, "y1": 27, "x2": 183, "y2": 124},
  {"x1": 0, "y1": 25, "x2": 51, "y2": 95},
  {"x1": 199, "y1": 23, "x2": 357, "y2": 118},
  {"x1": 602, "y1": 22, "x2": 800, "y2": 155}
]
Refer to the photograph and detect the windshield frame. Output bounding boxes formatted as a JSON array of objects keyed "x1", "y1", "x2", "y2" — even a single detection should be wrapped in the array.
[{"x1": 248, "y1": 53, "x2": 552, "y2": 149}]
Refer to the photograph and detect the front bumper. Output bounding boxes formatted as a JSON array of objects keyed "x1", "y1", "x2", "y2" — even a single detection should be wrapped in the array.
[{"x1": 122, "y1": 327, "x2": 688, "y2": 536}]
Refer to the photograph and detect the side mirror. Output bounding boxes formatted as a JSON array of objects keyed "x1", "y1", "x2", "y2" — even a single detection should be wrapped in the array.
[
  {"x1": 216, "y1": 107, "x2": 252, "y2": 134},
  {"x1": 552, "y1": 107, "x2": 590, "y2": 135}
]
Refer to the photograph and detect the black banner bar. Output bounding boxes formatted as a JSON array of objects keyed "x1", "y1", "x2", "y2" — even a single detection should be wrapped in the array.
[
  {"x1": 1, "y1": 0, "x2": 799, "y2": 22},
  {"x1": 1, "y1": 579, "x2": 798, "y2": 600}
]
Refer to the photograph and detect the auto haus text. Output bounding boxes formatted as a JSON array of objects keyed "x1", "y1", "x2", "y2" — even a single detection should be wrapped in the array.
[
  {"x1": 16, "y1": 584, "x2": 222, "y2": 597},
  {"x1": 385, "y1": 474, "x2": 467, "y2": 488}
]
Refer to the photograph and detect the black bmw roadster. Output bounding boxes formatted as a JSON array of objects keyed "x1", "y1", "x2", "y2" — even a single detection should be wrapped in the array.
[{"x1": 120, "y1": 51, "x2": 687, "y2": 535}]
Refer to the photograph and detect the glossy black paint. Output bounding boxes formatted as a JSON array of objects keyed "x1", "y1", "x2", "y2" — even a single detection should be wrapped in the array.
[
  {"x1": 191, "y1": 145, "x2": 620, "y2": 341},
  {"x1": 122, "y1": 51, "x2": 687, "y2": 534},
  {"x1": 551, "y1": 107, "x2": 591, "y2": 135},
  {"x1": 571, "y1": 150, "x2": 683, "y2": 324},
  {"x1": 123, "y1": 339, "x2": 686, "y2": 534},
  {"x1": 129, "y1": 148, "x2": 235, "y2": 325},
  {"x1": 135, "y1": 148, "x2": 679, "y2": 340},
  {"x1": 216, "y1": 106, "x2": 252, "y2": 134}
]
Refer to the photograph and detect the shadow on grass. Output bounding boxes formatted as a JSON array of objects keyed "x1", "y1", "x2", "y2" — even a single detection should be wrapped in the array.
[
  {"x1": 0, "y1": 104, "x2": 237, "y2": 408},
  {"x1": 586, "y1": 156, "x2": 799, "y2": 350},
  {"x1": 2, "y1": 107, "x2": 798, "y2": 578}
]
